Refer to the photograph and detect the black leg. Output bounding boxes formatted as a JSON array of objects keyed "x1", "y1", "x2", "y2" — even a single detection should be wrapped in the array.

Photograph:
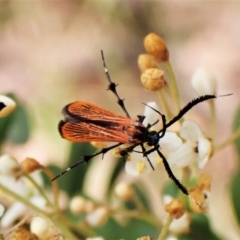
[
  {"x1": 101, "y1": 50, "x2": 131, "y2": 118},
  {"x1": 52, "y1": 142, "x2": 123, "y2": 181},
  {"x1": 156, "y1": 149, "x2": 188, "y2": 196},
  {"x1": 162, "y1": 95, "x2": 217, "y2": 132}
]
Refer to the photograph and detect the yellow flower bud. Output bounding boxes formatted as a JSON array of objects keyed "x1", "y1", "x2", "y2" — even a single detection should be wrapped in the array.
[
  {"x1": 141, "y1": 68, "x2": 165, "y2": 91},
  {"x1": 138, "y1": 54, "x2": 158, "y2": 73},
  {"x1": 165, "y1": 199, "x2": 185, "y2": 219},
  {"x1": 144, "y1": 33, "x2": 169, "y2": 62}
]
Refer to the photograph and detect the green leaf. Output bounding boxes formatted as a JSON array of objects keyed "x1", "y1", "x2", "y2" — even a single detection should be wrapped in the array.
[
  {"x1": 162, "y1": 181, "x2": 179, "y2": 198},
  {"x1": 6, "y1": 104, "x2": 30, "y2": 143},
  {"x1": 231, "y1": 170, "x2": 240, "y2": 225},
  {"x1": 233, "y1": 107, "x2": 240, "y2": 164},
  {"x1": 231, "y1": 106, "x2": 240, "y2": 226},
  {"x1": 94, "y1": 217, "x2": 158, "y2": 240},
  {"x1": 179, "y1": 214, "x2": 221, "y2": 240}
]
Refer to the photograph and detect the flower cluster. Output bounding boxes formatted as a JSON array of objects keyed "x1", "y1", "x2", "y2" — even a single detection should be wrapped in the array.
[{"x1": 0, "y1": 33, "x2": 234, "y2": 240}]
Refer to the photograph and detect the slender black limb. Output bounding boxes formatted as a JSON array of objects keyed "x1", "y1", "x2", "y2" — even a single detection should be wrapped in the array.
[
  {"x1": 101, "y1": 50, "x2": 131, "y2": 118},
  {"x1": 156, "y1": 149, "x2": 188, "y2": 196},
  {"x1": 143, "y1": 144, "x2": 160, "y2": 156},
  {"x1": 52, "y1": 142, "x2": 123, "y2": 181},
  {"x1": 162, "y1": 95, "x2": 217, "y2": 131},
  {"x1": 118, "y1": 144, "x2": 138, "y2": 157},
  {"x1": 137, "y1": 115, "x2": 145, "y2": 123},
  {"x1": 140, "y1": 143, "x2": 155, "y2": 170},
  {"x1": 146, "y1": 119, "x2": 160, "y2": 130}
]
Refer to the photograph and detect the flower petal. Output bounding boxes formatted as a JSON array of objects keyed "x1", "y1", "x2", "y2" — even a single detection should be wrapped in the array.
[
  {"x1": 160, "y1": 132, "x2": 182, "y2": 152},
  {"x1": 198, "y1": 137, "x2": 213, "y2": 169},
  {"x1": 168, "y1": 143, "x2": 198, "y2": 168},
  {"x1": 125, "y1": 149, "x2": 159, "y2": 176},
  {"x1": 180, "y1": 120, "x2": 204, "y2": 141},
  {"x1": 143, "y1": 102, "x2": 162, "y2": 130}
]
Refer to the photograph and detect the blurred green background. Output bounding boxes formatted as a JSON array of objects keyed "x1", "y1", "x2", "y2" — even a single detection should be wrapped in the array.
[{"x1": 0, "y1": 1, "x2": 239, "y2": 239}]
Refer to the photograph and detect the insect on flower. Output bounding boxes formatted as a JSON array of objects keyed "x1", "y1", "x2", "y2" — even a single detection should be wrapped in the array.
[{"x1": 53, "y1": 50, "x2": 231, "y2": 204}]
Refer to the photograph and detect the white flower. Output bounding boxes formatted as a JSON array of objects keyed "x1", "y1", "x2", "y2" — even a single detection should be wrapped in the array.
[
  {"x1": 125, "y1": 102, "x2": 182, "y2": 176},
  {"x1": 0, "y1": 95, "x2": 16, "y2": 117},
  {"x1": 191, "y1": 68, "x2": 217, "y2": 95},
  {"x1": 168, "y1": 120, "x2": 213, "y2": 169},
  {"x1": 0, "y1": 156, "x2": 47, "y2": 228}
]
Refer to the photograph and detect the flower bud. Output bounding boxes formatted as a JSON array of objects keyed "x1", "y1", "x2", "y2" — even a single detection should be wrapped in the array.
[
  {"x1": 21, "y1": 157, "x2": 42, "y2": 174},
  {"x1": 165, "y1": 199, "x2": 185, "y2": 219},
  {"x1": 141, "y1": 68, "x2": 165, "y2": 91},
  {"x1": 138, "y1": 54, "x2": 158, "y2": 73},
  {"x1": 70, "y1": 196, "x2": 86, "y2": 214},
  {"x1": 114, "y1": 182, "x2": 134, "y2": 201},
  {"x1": 30, "y1": 217, "x2": 52, "y2": 239},
  {"x1": 144, "y1": 33, "x2": 169, "y2": 62},
  {"x1": 191, "y1": 68, "x2": 217, "y2": 95},
  {"x1": 10, "y1": 229, "x2": 38, "y2": 240},
  {"x1": 0, "y1": 95, "x2": 16, "y2": 117}
]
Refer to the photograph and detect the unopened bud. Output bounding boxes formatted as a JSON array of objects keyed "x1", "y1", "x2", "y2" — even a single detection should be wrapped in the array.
[
  {"x1": 138, "y1": 54, "x2": 158, "y2": 73},
  {"x1": 165, "y1": 199, "x2": 185, "y2": 219},
  {"x1": 21, "y1": 158, "x2": 42, "y2": 174},
  {"x1": 141, "y1": 68, "x2": 165, "y2": 91},
  {"x1": 70, "y1": 196, "x2": 86, "y2": 214},
  {"x1": 191, "y1": 68, "x2": 217, "y2": 95},
  {"x1": 144, "y1": 33, "x2": 169, "y2": 62},
  {"x1": 30, "y1": 217, "x2": 51, "y2": 239},
  {"x1": 114, "y1": 182, "x2": 134, "y2": 200},
  {"x1": 0, "y1": 95, "x2": 16, "y2": 117}
]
